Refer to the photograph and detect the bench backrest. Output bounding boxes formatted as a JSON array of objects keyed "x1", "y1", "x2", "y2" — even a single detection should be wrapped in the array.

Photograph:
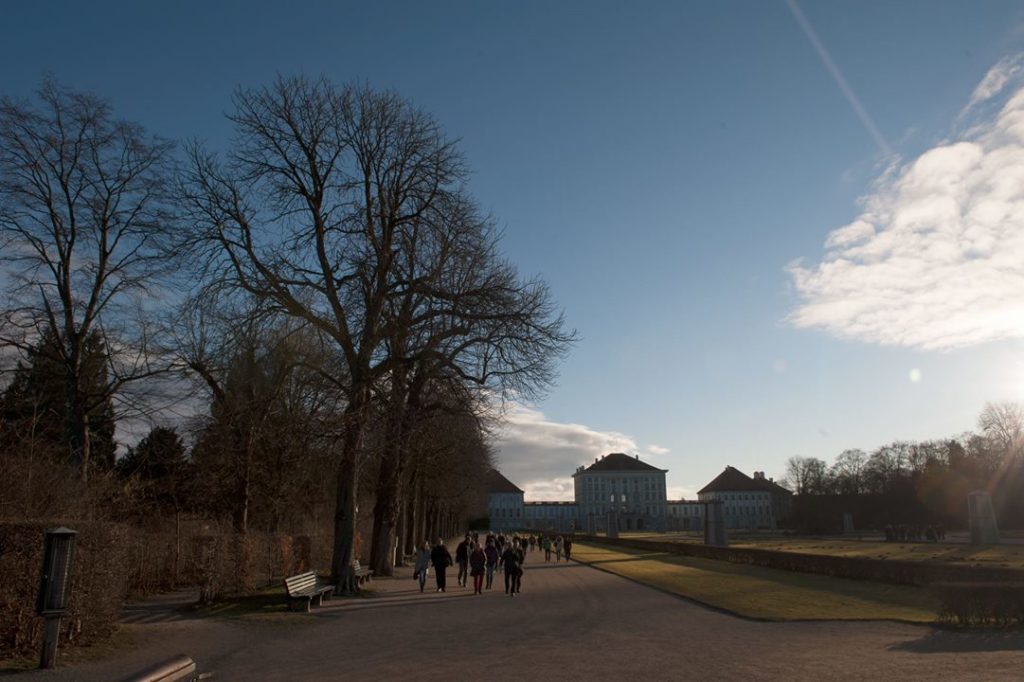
[{"x1": 284, "y1": 571, "x2": 317, "y2": 596}]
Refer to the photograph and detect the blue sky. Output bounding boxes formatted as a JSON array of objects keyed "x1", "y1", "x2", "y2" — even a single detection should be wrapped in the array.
[{"x1": 4, "y1": 1, "x2": 1024, "y2": 498}]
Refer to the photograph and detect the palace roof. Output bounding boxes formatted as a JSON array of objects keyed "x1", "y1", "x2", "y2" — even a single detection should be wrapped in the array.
[
  {"x1": 697, "y1": 466, "x2": 791, "y2": 495},
  {"x1": 574, "y1": 452, "x2": 667, "y2": 475},
  {"x1": 485, "y1": 468, "x2": 525, "y2": 494}
]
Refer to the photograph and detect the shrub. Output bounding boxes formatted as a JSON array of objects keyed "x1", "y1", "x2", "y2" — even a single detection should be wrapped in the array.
[
  {"x1": 0, "y1": 521, "x2": 129, "y2": 661},
  {"x1": 932, "y1": 582, "x2": 1024, "y2": 626}
]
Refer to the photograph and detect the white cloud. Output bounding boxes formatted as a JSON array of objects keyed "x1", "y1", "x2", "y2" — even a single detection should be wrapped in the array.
[
  {"x1": 646, "y1": 444, "x2": 670, "y2": 456},
  {"x1": 967, "y1": 54, "x2": 1024, "y2": 111},
  {"x1": 492, "y1": 404, "x2": 637, "y2": 501},
  {"x1": 788, "y1": 55, "x2": 1024, "y2": 350}
]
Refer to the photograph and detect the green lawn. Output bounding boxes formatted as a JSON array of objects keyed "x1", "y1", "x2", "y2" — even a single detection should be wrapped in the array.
[
  {"x1": 618, "y1": 532, "x2": 1024, "y2": 569},
  {"x1": 573, "y1": 541, "x2": 939, "y2": 622}
]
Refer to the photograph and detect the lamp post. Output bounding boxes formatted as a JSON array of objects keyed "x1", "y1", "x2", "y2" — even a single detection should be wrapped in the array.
[{"x1": 36, "y1": 527, "x2": 77, "y2": 669}]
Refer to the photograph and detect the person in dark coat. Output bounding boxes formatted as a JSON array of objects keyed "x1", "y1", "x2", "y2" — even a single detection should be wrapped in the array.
[
  {"x1": 430, "y1": 538, "x2": 453, "y2": 592},
  {"x1": 484, "y1": 539, "x2": 499, "y2": 590},
  {"x1": 514, "y1": 540, "x2": 525, "y2": 593},
  {"x1": 501, "y1": 541, "x2": 522, "y2": 596},
  {"x1": 469, "y1": 542, "x2": 487, "y2": 594},
  {"x1": 455, "y1": 534, "x2": 471, "y2": 587},
  {"x1": 563, "y1": 536, "x2": 573, "y2": 562}
]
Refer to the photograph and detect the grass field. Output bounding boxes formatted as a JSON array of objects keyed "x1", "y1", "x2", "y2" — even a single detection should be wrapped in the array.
[
  {"x1": 573, "y1": 541, "x2": 939, "y2": 622},
  {"x1": 618, "y1": 532, "x2": 1024, "y2": 569}
]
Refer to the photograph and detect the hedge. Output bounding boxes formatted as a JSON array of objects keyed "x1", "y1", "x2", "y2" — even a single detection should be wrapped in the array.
[
  {"x1": 0, "y1": 521, "x2": 129, "y2": 661},
  {"x1": 932, "y1": 582, "x2": 1024, "y2": 626},
  {"x1": 573, "y1": 534, "x2": 1024, "y2": 586}
]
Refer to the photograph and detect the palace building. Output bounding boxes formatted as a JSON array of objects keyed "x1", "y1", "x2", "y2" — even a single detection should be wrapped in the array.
[
  {"x1": 697, "y1": 466, "x2": 793, "y2": 529},
  {"x1": 487, "y1": 455, "x2": 791, "y2": 533}
]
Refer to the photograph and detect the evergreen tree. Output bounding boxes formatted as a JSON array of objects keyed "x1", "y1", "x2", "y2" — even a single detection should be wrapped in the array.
[
  {"x1": 118, "y1": 426, "x2": 191, "y2": 515},
  {"x1": 0, "y1": 330, "x2": 117, "y2": 468}
]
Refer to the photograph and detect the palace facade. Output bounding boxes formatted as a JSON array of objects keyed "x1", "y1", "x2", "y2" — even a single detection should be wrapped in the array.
[{"x1": 487, "y1": 454, "x2": 792, "y2": 533}]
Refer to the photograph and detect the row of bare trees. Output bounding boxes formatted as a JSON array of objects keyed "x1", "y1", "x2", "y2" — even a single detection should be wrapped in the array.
[
  {"x1": 0, "y1": 77, "x2": 573, "y2": 589},
  {"x1": 781, "y1": 401, "x2": 1024, "y2": 527}
]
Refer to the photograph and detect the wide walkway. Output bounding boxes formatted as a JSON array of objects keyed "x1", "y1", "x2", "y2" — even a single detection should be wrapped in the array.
[{"x1": 12, "y1": 551, "x2": 1024, "y2": 681}]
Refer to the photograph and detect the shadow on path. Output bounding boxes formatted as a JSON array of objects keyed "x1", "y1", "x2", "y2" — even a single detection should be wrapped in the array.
[
  {"x1": 120, "y1": 589, "x2": 203, "y2": 625},
  {"x1": 888, "y1": 629, "x2": 1024, "y2": 653}
]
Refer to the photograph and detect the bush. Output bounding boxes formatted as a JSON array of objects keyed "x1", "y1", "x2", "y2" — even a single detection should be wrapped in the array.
[
  {"x1": 932, "y1": 582, "x2": 1024, "y2": 626},
  {"x1": 0, "y1": 521, "x2": 129, "y2": 661}
]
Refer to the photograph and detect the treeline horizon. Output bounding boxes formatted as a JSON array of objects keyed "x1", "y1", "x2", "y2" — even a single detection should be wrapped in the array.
[
  {"x1": 0, "y1": 75, "x2": 574, "y2": 588},
  {"x1": 781, "y1": 401, "x2": 1024, "y2": 529}
]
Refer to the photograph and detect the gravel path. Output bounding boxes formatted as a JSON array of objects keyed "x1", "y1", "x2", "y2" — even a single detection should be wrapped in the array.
[{"x1": 9, "y1": 553, "x2": 1024, "y2": 681}]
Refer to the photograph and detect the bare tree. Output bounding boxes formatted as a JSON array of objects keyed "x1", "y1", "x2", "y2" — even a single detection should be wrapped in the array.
[
  {"x1": 179, "y1": 76, "x2": 572, "y2": 587},
  {"x1": 169, "y1": 291, "x2": 341, "y2": 534},
  {"x1": 0, "y1": 79, "x2": 176, "y2": 480},
  {"x1": 979, "y1": 401, "x2": 1024, "y2": 458},
  {"x1": 783, "y1": 455, "x2": 829, "y2": 495},
  {"x1": 365, "y1": 195, "x2": 572, "y2": 575},
  {"x1": 179, "y1": 77, "x2": 473, "y2": 588},
  {"x1": 831, "y1": 448, "x2": 866, "y2": 495}
]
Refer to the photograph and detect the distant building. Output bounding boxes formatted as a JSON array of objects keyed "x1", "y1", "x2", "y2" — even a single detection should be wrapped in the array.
[
  {"x1": 486, "y1": 458, "x2": 790, "y2": 533},
  {"x1": 485, "y1": 468, "x2": 524, "y2": 532},
  {"x1": 573, "y1": 452, "x2": 668, "y2": 533},
  {"x1": 697, "y1": 466, "x2": 792, "y2": 529},
  {"x1": 524, "y1": 501, "x2": 578, "y2": 533},
  {"x1": 666, "y1": 499, "x2": 705, "y2": 531}
]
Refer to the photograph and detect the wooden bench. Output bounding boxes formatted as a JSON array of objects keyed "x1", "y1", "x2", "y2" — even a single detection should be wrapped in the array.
[
  {"x1": 121, "y1": 654, "x2": 198, "y2": 682},
  {"x1": 283, "y1": 571, "x2": 335, "y2": 612},
  {"x1": 353, "y1": 560, "x2": 374, "y2": 585}
]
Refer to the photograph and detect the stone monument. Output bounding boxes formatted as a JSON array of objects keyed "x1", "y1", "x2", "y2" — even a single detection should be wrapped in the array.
[
  {"x1": 703, "y1": 500, "x2": 728, "y2": 547},
  {"x1": 968, "y1": 491, "x2": 1000, "y2": 545},
  {"x1": 606, "y1": 510, "x2": 619, "y2": 539}
]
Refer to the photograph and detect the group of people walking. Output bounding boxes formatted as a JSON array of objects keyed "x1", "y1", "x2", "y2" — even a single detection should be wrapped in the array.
[
  {"x1": 531, "y1": 533, "x2": 572, "y2": 562},
  {"x1": 411, "y1": 532, "x2": 573, "y2": 597}
]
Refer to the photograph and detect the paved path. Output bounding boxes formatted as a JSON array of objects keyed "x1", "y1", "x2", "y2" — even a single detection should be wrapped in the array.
[{"x1": 10, "y1": 553, "x2": 1024, "y2": 681}]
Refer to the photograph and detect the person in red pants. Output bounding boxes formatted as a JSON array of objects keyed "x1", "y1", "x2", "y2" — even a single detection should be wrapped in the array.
[{"x1": 469, "y1": 542, "x2": 487, "y2": 594}]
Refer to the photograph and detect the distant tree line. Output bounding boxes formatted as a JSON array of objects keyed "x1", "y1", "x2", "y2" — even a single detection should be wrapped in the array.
[
  {"x1": 781, "y1": 402, "x2": 1024, "y2": 530},
  {"x1": 0, "y1": 77, "x2": 574, "y2": 590}
]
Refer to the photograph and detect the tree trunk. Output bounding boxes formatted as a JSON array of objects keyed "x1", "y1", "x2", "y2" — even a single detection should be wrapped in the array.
[
  {"x1": 67, "y1": 376, "x2": 91, "y2": 483},
  {"x1": 369, "y1": 369, "x2": 416, "y2": 577},
  {"x1": 368, "y1": 448, "x2": 401, "y2": 576},
  {"x1": 394, "y1": 496, "x2": 406, "y2": 567},
  {"x1": 331, "y1": 450, "x2": 359, "y2": 592},
  {"x1": 331, "y1": 393, "x2": 368, "y2": 592},
  {"x1": 399, "y1": 477, "x2": 415, "y2": 557},
  {"x1": 424, "y1": 500, "x2": 435, "y2": 543}
]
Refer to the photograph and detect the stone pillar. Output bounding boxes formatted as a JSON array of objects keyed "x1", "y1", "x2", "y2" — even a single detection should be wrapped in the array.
[
  {"x1": 704, "y1": 501, "x2": 727, "y2": 547},
  {"x1": 968, "y1": 491, "x2": 1000, "y2": 545},
  {"x1": 842, "y1": 512, "x2": 854, "y2": 535},
  {"x1": 606, "y1": 511, "x2": 619, "y2": 539}
]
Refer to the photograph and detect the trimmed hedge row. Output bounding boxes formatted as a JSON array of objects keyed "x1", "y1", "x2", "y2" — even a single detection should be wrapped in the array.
[
  {"x1": 125, "y1": 531, "x2": 319, "y2": 602},
  {"x1": 932, "y1": 582, "x2": 1024, "y2": 625},
  {"x1": 0, "y1": 521, "x2": 129, "y2": 661},
  {"x1": 574, "y1": 534, "x2": 1024, "y2": 586},
  {"x1": 0, "y1": 521, "x2": 337, "y2": 662}
]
